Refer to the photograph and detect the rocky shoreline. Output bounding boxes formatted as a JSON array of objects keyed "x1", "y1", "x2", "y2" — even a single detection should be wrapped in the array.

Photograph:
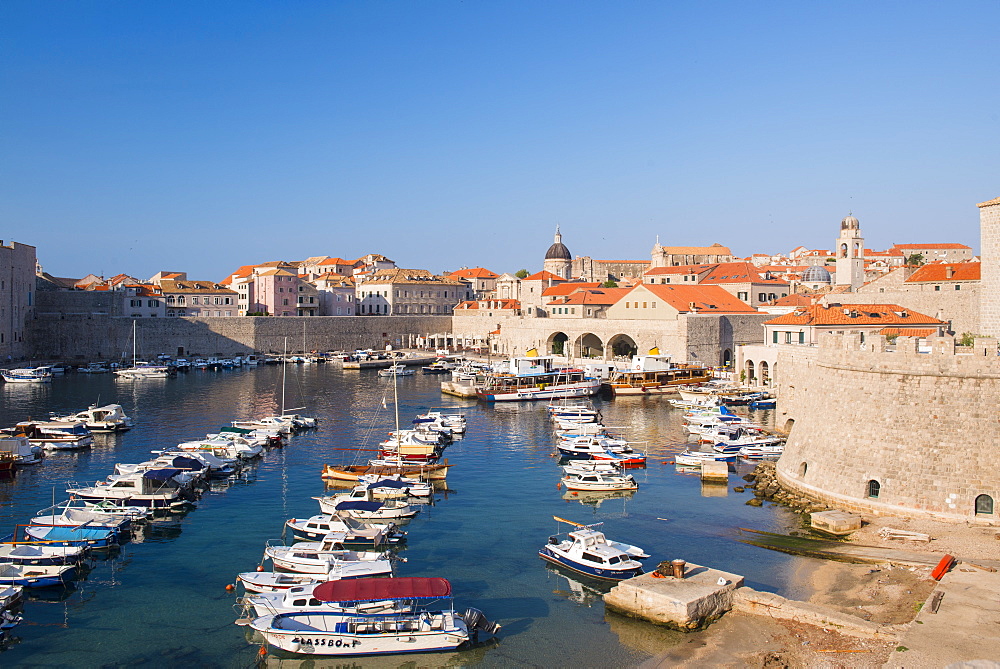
[{"x1": 743, "y1": 461, "x2": 831, "y2": 514}]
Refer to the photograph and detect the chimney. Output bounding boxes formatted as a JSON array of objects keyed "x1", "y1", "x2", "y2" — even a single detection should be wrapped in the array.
[
  {"x1": 688, "y1": 302, "x2": 697, "y2": 311},
  {"x1": 945, "y1": 265, "x2": 954, "y2": 279}
]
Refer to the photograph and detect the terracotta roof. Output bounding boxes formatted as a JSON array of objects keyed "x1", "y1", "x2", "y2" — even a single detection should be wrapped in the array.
[
  {"x1": 701, "y1": 262, "x2": 788, "y2": 286},
  {"x1": 448, "y1": 267, "x2": 499, "y2": 280},
  {"x1": 362, "y1": 268, "x2": 464, "y2": 286},
  {"x1": 645, "y1": 264, "x2": 715, "y2": 276},
  {"x1": 548, "y1": 288, "x2": 630, "y2": 306},
  {"x1": 878, "y1": 328, "x2": 939, "y2": 337},
  {"x1": 159, "y1": 280, "x2": 235, "y2": 294},
  {"x1": 891, "y1": 243, "x2": 972, "y2": 250},
  {"x1": 865, "y1": 249, "x2": 905, "y2": 257},
  {"x1": 764, "y1": 304, "x2": 944, "y2": 327},
  {"x1": 455, "y1": 299, "x2": 519, "y2": 310},
  {"x1": 314, "y1": 272, "x2": 355, "y2": 285},
  {"x1": 904, "y1": 261, "x2": 980, "y2": 283},
  {"x1": 256, "y1": 269, "x2": 298, "y2": 277},
  {"x1": 541, "y1": 282, "x2": 601, "y2": 297},
  {"x1": 770, "y1": 294, "x2": 816, "y2": 307},
  {"x1": 637, "y1": 284, "x2": 759, "y2": 314},
  {"x1": 977, "y1": 197, "x2": 1000, "y2": 208},
  {"x1": 524, "y1": 270, "x2": 565, "y2": 282}
]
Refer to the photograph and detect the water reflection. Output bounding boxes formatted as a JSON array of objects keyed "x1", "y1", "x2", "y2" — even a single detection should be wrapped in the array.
[{"x1": 543, "y1": 563, "x2": 612, "y2": 607}]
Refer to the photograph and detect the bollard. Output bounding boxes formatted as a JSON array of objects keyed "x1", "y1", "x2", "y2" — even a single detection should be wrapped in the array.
[{"x1": 671, "y1": 559, "x2": 686, "y2": 578}]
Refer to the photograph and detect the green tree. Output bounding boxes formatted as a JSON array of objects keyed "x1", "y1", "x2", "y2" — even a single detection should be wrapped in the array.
[
  {"x1": 905, "y1": 253, "x2": 925, "y2": 266},
  {"x1": 602, "y1": 279, "x2": 618, "y2": 288},
  {"x1": 958, "y1": 332, "x2": 982, "y2": 347},
  {"x1": 514, "y1": 269, "x2": 529, "y2": 279}
]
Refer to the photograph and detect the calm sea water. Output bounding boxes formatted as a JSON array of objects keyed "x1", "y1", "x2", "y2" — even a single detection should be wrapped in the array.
[{"x1": 0, "y1": 364, "x2": 806, "y2": 668}]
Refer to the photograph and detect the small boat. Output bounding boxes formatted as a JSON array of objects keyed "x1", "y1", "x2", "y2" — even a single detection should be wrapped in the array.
[
  {"x1": 357, "y1": 474, "x2": 432, "y2": 498},
  {"x1": 420, "y1": 362, "x2": 451, "y2": 374},
  {"x1": 538, "y1": 517, "x2": 647, "y2": 580},
  {"x1": 673, "y1": 450, "x2": 737, "y2": 466},
  {"x1": 560, "y1": 470, "x2": 638, "y2": 492},
  {"x1": 264, "y1": 539, "x2": 396, "y2": 576},
  {"x1": 114, "y1": 362, "x2": 172, "y2": 379},
  {"x1": 7, "y1": 421, "x2": 93, "y2": 451},
  {"x1": 66, "y1": 470, "x2": 188, "y2": 509},
  {"x1": 748, "y1": 399, "x2": 777, "y2": 410},
  {"x1": 321, "y1": 459, "x2": 451, "y2": 482},
  {"x1": 239, "y1": 582, "x2": 412, "y2": 619},
  {"x1": 238, "y1": 571, "x2": 325, "y2": 594},
  {"x1": 285, "y1": 515, "x2": 406, "y2": 546},
  {"x1": 0, "y1": 542, "x2": 87, "y2": 566},
  {"x1": 476, "y1": 356, "x2": 600, "y2": 402},
  {"x1": 50, "y1": 404, "x2": 133, "y2": 432},
  {"x1": 0, "y1": 436, "x2": 43, "y2": 465},
  {"x1": 77, "y1": 362, "x2": 109, "y2": 374},
  {"x1": 412, "y1": 411, "x2": 466, "y2": 435},
  {"x1": 0, "y1": 562, "x2": 75, "y2": 588},
  {"x1": 378, "y1": 364, "x2": 415, "y2": 377},
  {"x1": 738, "y1": 444, "x2": 785, "y2": 459},
  {"x1": 0, "y1": 367, "x2": 53, "y2": 383},
  {"x1": 23, "y1": 524, "x2": 121, "y2": 549},
  {"x1": 246, "y1": 577, "x2": 500, "y2": 656},
  {"x1": 314, "y1": 487, "x2": 419, "y2": 519}
]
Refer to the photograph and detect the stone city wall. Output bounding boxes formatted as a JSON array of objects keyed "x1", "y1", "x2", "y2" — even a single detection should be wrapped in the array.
[
  {"x1": 28, "y1": 315, "x2": 453, "y2": 360},
  {"x1": 773, "y1": 332, "x2": 1000, "y2": 523},
  {"x1": 980, "y1": 199, "x2": 1000, "y2": 337},
  {"x1": 831, "y1": 286, "x2": 981, "y2": 336}
]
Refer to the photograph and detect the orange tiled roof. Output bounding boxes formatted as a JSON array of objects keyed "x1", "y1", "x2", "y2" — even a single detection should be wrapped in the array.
[
  {"x1": 878, "y1": 327, "x2": 939, "y2": 337},
  {"x1": 645, "y1": 264, "x2": 715, "y2": 276},
  {"x1": 978, "y1": 196, "x2": 1000, "y2": 208},
  {"x1": 764, "y1": 304, "x2": 944, "y2": 327},
  {"x1": 905, "y1": 261, "x2": 980, "y2": 283},
  {"x1": 448, "y1": 267, "x2": 499, "y2": 280},
  {"x1": 770, "y1": 294, "x2": 816, "y2": 307},
  {"x1": 548, "y1": 288, "x2": 629, "y2": 306},
  {"x1": 638, "y1": 284, "x2": 759, "y2": 314},
  {"x1": 524, "y1": 271, "x2": 565, "y2": 281},
  {"x1": 541, "y1": 282, "x2": 600, "y2": 297},
  {"x1": 318, "y1": 257, "x2": 352, "y2": 265}
]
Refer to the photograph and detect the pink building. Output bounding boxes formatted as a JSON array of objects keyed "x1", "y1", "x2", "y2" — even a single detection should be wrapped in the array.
[{"x1": 254, "y1": 268, "x2": 301, "y2": 316}]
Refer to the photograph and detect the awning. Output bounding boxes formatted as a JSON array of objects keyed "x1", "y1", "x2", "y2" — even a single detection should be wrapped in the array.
[
  {"x1": 221, "y1": 426, "x2": 253, "y2": 434},
  {"x1": 366, "y1": 479, "x2": 410, "y2": 490},
  {"x1": 335, "y1": 501, "x2": 384, "y2": 512},
  {"x1": 313, "y1": 577, "x2": 452, "y2": 603},
  {"x1": 170, "y1": 456, "x2": 205, "y2": 471},
  {"x1": 142, "y1": 468, "x2": 183, "y2": 481}
]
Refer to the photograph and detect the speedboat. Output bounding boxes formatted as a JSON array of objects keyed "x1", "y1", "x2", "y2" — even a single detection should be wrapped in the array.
[
  {"x1": 264, "y1": 539, "x2": 396, "y2": 576},
  {"x1": 539, "y1": 518, "x2": 646, "y2": 580},
  {"x1": 0, "y1": 542, "x2": 87, "y2": 567},
  {"x1": 673, "y1": 449, "x2": 737, "y2": 466},
  {"x1": 285, "y1": 515, "x2": 406, "y2": 546},
  {"x1": 246, "y1": 577, "x2": 499, "y2": 656},
  {"x1": 560, "y1": 470, "x2": 638, "y2": 492},
  {"x1": 66, "y1": 470, "x2": 188, "y2": 509},
  {"x1": 7, "y1": 421, "x2": 93, "y2": 451},
  {"x1": 50, "y1": 404, "x2": 133, "y2": 432},
  {"x1": 378, "y1": 364, "x2": 415, "y2": 377}
]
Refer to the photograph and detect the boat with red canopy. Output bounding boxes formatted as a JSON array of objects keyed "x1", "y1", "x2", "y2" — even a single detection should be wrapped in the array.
[{"x1": 247, "y1": 576, "x2": 499, "y2": 656}]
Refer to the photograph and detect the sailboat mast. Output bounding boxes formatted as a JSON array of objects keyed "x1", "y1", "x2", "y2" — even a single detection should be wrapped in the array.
[
  {"x1": 393, "y1": 356, "x2": 400, "y2": 447},
  {"x1": 132, "y1": 320, "x2": 137, "y2": 367},
  {"x1": 281, "y1": 337, "x2": 287, "y2": 415}
]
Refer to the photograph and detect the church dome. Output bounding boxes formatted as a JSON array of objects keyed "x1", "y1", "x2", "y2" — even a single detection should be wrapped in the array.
[
  {"x1": 841, "y1": 214, "x2": 860, "y2": 230},
  {"x1": 801, "y1": 265, "x2": 832, "y2": 283},
  {"x1": 545, "y1": 241, "x2": 571, "y2": 260}
]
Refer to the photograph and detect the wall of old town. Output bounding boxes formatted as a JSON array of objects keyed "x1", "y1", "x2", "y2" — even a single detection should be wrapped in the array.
[
  {"x1": 29, "y1": 315, "x2": 454, "y2": 360},
  {"x1": 838, "y1": 284, "x2": 980, "y2": 335},
  {"x1": 773, "y1": 332, "x2": 999, "y2": 523}
]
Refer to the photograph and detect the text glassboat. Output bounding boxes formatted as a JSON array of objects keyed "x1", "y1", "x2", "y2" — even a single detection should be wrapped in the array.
[{"x1": 476, "y1": 356, "x2": 600, "y2": 402}]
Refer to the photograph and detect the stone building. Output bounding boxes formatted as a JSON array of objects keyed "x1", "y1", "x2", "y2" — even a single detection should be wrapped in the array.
[
  {"x1": 650, "y1": 241, "x2": 733, "y2": 268},
  {"x1": 643, "y1": 261, "x2": 790, "y2": 308},
  {"x1": 447, "y1": 268, "x2": 498, "y2": 299},
  {"x1": 158, "y1": 280, "x2": 238, "y2": 318},
  {"x1": 891, "y1": 242, "x2": 974, "y2": 263},
  {"x1": 0, "y1": 240, "x2": 36, "y2": 360},
  {"x1": 762, "y1": 303, "x2": 944, "y2": 347},
  {"x1": 979, "y1": 196, "x2": 1000, "y2": 337},
  {"x1": 356, "y1": 268, "x2": 472, "y2": 316},
  {"x1": 571, "y1": 257, "x2": 650, "y2": 283}
]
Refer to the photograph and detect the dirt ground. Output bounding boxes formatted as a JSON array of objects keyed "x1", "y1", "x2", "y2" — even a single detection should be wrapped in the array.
[{"x1": 643, "y1": 513, "x2": 999, "y2": 668}]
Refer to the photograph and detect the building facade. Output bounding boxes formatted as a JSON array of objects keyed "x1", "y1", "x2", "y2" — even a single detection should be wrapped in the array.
[{"x1": 0, "y1": 241, "x2": 36, "y2": 360}]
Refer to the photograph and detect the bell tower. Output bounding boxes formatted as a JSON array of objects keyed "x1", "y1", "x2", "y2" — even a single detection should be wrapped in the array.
[{"x1": 835, "y1": 213, "x2": 865, "y2": 291}]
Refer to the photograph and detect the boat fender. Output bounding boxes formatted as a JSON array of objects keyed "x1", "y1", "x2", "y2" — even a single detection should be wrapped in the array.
[
  {"x1": 225, "y1": 584, "x2": 235, "y2": 591},
  {"x1": 256, "y1": 565, "x2": 264, "y2": 572}
]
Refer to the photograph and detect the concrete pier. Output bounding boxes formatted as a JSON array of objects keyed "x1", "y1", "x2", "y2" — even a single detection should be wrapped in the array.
[
  {"x1": 604, "y1": 564, "x2": 745, "y2": 631},
  {"x1": 440, "y1": 380, "x2": 478, "y2": 398}
]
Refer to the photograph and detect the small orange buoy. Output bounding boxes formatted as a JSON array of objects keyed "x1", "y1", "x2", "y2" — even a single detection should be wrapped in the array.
[
  {"x1": 256, "y1": 565, "x2": 264, "y2": 572},
  {"x1": 257, "y1": 646, "x2": 267, "y2": 657},
  {"x1": 572, "y1": 492, "x2": 578, "y2": 496},
  {"x1": 662, "y1": 461, "x2": 669, "y2": 465},
  {"x1": 556, "y1": 482, "x2": 561, "y2": 489},
  {"x1": 225, "y1": 584, "x2": 235, "y2": 591}
]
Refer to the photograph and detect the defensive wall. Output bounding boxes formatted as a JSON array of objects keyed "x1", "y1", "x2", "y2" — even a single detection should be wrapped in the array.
[
  {"x1": 773, "y1": 332, "x2": 999, "y2": 524},
  {"x1": 28, "y1": 314, "x2": 453, "y2": 360},
  {"x1": 838, "y1": 285, "x2": 980, "y2": 337}
]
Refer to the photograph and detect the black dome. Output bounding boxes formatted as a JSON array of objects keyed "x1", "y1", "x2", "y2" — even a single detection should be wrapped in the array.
[{"x1": 545, "y1": 242, "x2": 571, "y2": 260}]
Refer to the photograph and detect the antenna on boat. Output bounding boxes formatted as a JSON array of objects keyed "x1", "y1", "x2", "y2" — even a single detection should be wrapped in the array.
[
  {"x1": 388, "y1": 345, "x2": 400, "y2": 450},
  {"x1": 281, "y1": 337, "x2": 287, "y2": 416}
]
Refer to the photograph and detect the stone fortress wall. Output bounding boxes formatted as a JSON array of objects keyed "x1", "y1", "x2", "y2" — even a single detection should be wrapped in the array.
[
  {"x1": 28, "y1": 314, "x2": 454, "y2": 360},
  {"x1": 773, "y1": 332, "x2": 999, "y2": 523}
]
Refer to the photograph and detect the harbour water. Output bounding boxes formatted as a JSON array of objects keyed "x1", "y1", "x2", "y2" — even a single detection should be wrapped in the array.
[{"x1": 0, "y1": 364, "x2": 807, "y2": 667}]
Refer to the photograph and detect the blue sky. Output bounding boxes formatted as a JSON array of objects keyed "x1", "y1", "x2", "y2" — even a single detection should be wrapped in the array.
[{"x1": 4, "y1": 1, "x2": 998, "y2": 280}]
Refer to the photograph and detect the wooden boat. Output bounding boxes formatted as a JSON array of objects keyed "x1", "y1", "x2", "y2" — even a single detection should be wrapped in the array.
[
  {"x1": 607, "y1": 354, "x2": 711, "y2": 396},
  {"x1": 321, "y1": 459, "x2": 451, "y2": 482}
]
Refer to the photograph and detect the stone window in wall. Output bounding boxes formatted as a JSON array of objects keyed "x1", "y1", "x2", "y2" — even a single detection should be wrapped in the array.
[
  {"x1": 867, "y1": 480, "x2": 881, "y2": 499},
  {"x1": 975, "y1": 494, "x2": 994, "y2": 516}
]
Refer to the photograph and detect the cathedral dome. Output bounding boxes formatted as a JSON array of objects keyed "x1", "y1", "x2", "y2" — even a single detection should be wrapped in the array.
[
  {"x1": 545, "y1": 241, "x2": 571, "y2": 260},
  {"x1": 841, "y1": 214, "x2": 860, "y2": 230},
  {"x1": 801, "y1": 265, "x2": 832, "y2": 283}
]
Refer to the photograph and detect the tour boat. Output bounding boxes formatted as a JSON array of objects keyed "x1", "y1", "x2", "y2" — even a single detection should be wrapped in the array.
[
  {"x1": 285, "y1": 515, "x2": 406, "y2": 546},
  {"x1": 560, "y1": 470, "x2": 638, "y2": 492},
  {"x1": 247, "y1": 577, "x2": 500, "y2": 656},
  {"x1": 607, "y1": 354, "x2": 711, "y2": 396},
  {"x1": 0, "y1": 562, "x2": 76, "y2": 588},
  {"x1": 50, "y1": 404, "x2": 133, "y2": 432},
  {"x1": 476, "y1": 356, "x2": 600, "y2": 402},
  {"x1": 538, "y1": 519, "x2": 646, "y2": 580},
  {"x1": 0, "y1": 367, "x2": 53, "y2": 383},
  {"x1": 264, "y1": 539, "x2": 396, "y2": 576}
]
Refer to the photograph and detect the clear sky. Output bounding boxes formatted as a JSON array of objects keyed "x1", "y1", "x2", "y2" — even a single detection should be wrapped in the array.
[{"x1": 4, "y1": 1, "x2": 999, "y2": 281}]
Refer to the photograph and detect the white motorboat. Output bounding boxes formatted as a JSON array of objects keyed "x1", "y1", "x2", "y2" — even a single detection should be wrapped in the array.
[
  {"x1": 0, "y1": 543, "x2": 87, "y2": 567},
  {"x1": 0, "y1": 562, "x2": 76, "y2": 588},
  {"x1": 77, "y1": 362, "x2": 109, "y2": 374},
  {"x1": 239, "y1": 582, "x2": 414, "y2": 618},
  {"x1": 285, "y1": 515, "x2": 406, "y2": 546},
  {"x1": 114, "y1": 363, "x2": 171, "y2": 379},
  {"x1": 539, "y1": 518, "x2": 646, "y2": 580},
  {"x1": 66, "y1": 470, "x2": 188, "y2": 509},
  {"x1": 357, "y1": 473, "x2": 432, "y2": 498},
  {"x1": 246, "y1": 577, "x2": 499, "y2": 656},
  {"x1": 7, "y1": 421, "x2": 92, "y2": 451},
  {"x1": 0, "y1": 436, "x2": 43, "y2": 465},
  {"x1": 738, "y1": 443, "x2": 785, "y2": 459},
  {"x1": 560, "y1": 470, "x2": 638, "y2": 492},
  {"x1": 412, "y1": 411, "x2": 466, "y2": 435},
  {"x1": 264, "y1": 540, "x2": 395, "y2": 576},
  {"x1": 231, "y1": 417, "x2": 293, "y2": 435},
  {"x1": 673, "y1": 449, "x2": 736, "y2": 465},
  {"x1": 378, "y1": 364, "x2": 415, "y2": 377},
  {"x1": 238, "y1": 571, "x2": 323, "y2": 593},
  {"x1": 50, "y1": 404, "x2": 133, "y2": 432},
  {"x1": 314, "y1": 496, "x2": 419, "y2": 521}
]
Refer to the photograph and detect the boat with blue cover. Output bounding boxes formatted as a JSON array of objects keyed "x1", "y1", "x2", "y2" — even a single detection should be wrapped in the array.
[
  {"x1": 23, "y1": 524, "x2": 121, "y2": 549},
  {"x1": 538, "y1": 517, "x2": 646, "y2": 581}
]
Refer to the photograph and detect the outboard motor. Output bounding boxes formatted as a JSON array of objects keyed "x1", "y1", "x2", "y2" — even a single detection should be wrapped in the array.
[{"x1": 462, "y1": 607, "x2": 501, "y2": 639}]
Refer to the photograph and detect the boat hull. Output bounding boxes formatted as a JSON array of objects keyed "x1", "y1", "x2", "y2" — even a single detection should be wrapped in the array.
[
  {"x1": 538, "y1": 547, "x2": 642, "y2": 580},
  {"x1": 477, "y1": 379, "x2": 600, "y2": 402}
]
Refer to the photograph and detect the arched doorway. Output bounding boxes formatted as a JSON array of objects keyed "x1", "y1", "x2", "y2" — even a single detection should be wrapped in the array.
[
  {"x1": 547, "y1": 332, "x2": 569, "y2": 356},
  {"x1": 606, "y1": 334, "x2": 637, "y2": 360},
  {"x1": 722, "y1": 348, "x2": 733, "y2": 367},
  {"x1": 759, "y1": 361, "x2": 770, "y2": 385},
  {"x1": 575, "y1": 333, "x2": 604, "y2": 359},
  {"x1": 745, "y1": 360, "x2": 755, "y2": 384}
]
